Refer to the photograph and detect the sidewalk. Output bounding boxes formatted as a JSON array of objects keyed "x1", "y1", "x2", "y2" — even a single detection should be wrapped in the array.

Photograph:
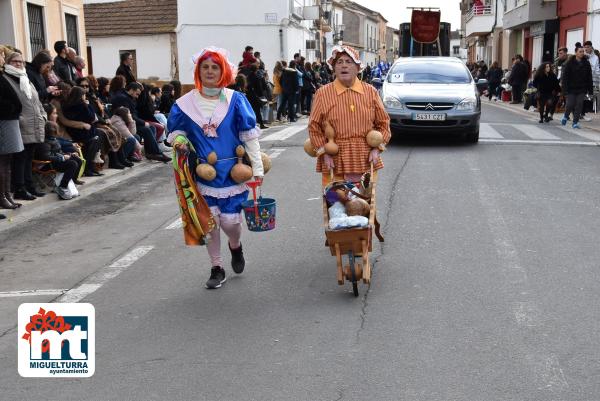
[
  {"x1": 484, "y1": 98, "x2": 600, "y2": 133},
  {"x1": 0, "y1": 160, "x2": 167, "y2": 234}
]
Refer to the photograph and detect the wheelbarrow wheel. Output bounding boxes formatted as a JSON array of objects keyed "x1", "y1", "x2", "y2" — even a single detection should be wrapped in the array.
[{"x1": 349, "y1": 251, "x2": 359, "y2": 297}]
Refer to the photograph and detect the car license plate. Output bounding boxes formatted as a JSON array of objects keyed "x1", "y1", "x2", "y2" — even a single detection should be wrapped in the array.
[{"x1": 413, "y1": 113, "x2": 446, "y2": 121}]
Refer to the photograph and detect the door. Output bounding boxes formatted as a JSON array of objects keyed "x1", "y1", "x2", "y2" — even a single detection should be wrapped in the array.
[
  {"x1": 531, "y1": 36, "x2": 543, "y2": 69},
  {"x1": 566, "y1": 28, "x2": 584, "y2": 54}
]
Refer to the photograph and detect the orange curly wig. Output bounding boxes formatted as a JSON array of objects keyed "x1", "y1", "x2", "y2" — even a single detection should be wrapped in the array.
[{"x1": 194, "y1": 51, "x2": 234, "y2": 91}]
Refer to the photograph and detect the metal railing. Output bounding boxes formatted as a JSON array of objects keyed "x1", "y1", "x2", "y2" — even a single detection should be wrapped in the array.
[{"x1": 466, "y1": 5, "x2": 493, "y2": 21}]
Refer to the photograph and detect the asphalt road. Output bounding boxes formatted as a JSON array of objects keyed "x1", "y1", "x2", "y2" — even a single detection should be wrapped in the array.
[{"x1": 1, "y1": 103, "x2": 600, "y2": 400}]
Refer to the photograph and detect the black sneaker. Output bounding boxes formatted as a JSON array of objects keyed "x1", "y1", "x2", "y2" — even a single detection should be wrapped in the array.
[
  {"x1": 206, "y1": 266, "x2": 226, "y2": 289},
  {"x1": 229, "y1": 243, "x2": 245, "y2": 274}
]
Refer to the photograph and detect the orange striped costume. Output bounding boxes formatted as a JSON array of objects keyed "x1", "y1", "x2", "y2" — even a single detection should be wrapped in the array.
[{"x1": 308, "y1": 78, "x2": 391, "y2": 176}]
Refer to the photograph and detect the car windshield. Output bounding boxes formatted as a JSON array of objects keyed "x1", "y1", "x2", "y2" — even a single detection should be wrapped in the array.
[{"x1": 388, "y1": 62, "x2": 472, "y2": 84}]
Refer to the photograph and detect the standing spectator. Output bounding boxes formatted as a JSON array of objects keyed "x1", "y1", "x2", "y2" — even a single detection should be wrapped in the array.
[
  {"x1": 228, "y1": 73, "x2": 247, "y2": 93},
  {"x1": 302, "y1": 62, "x2": 316, "y2": 114},
  {"x1": 532, "y1": 62, "x2": 560, "y2": 123},
  {"x1": 277, "y1": 60, "x2": 299, "y2": 122},
  {"x1": 486, "y1": 61, "x2": 503, "y2": 100},
  {"x1": 110, "y1": 82, "x2": 170, "y2": 162},
  {"x1": 26, "y1": 50, "x2": 58, "y2": 103},
  {"x1": 478, "y1": 60, "x2": 488, "y2": 76},
  {"x1": 509, "y1": 55, "x2": 528, "y2": 103},
  {"x1": 554, "y1": 47, "x2": 569, "y2": 79},
  {"x1": 4, "y1": 51, "x2": 47, "y2": 199},
  {"x1": 272, "y1": 61, "x2": 283, "y2": 118},
  {"x1": 53, "y1": 41, "x2": 75, "y2": 83},
  {"x1": 561, "y1": 46, "x2": 593, "y2": 129},
  {"x1": 240, "y1": 45, "x2": 256, "y2": 76},
  {"x1": 254, "y1": 51, "x2": 265, "y2": 70},
  {"x1": 0, "y1": 46, "x2": 24, "y2": 211},
  {"x1": 116, "y1": 52, "x2": 136, "y2": 84},
  {"x1": 581, "y1": 41, "x2": 599, "y2": 121},
  {"x1": 297, "y1": 57, "x2": 306, "y2": 114},
  {"x1": 246, "y1": 62, "x2": 269, "y2": 129}
]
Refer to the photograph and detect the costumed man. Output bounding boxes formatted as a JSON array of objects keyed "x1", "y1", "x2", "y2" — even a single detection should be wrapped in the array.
[
  {"x1": 308, "y1": 44, "x2": 391, "y2": 188},
  {"x1": 168, "y1": 47, "x2": 264, "y2": 290}
]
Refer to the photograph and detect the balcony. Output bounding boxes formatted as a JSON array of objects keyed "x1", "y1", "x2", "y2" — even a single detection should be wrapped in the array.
[{"x1": 465, "y1": 5, "x2": 495, "y2": 37}]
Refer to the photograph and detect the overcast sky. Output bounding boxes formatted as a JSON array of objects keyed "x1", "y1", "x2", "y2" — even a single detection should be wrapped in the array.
[{"x1": 352, "y1": 0, "x2": 462, "y2": 31}]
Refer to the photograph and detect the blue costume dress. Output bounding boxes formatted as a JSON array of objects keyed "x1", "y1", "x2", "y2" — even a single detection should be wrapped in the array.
[{"x1": 168, "y1": 88, "x2": 260, "y2": 222}]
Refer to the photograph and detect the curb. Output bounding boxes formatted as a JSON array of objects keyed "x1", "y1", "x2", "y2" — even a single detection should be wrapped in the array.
[
  {"x1": 484, "y1": 100, "x2": 600, "y2": 134},
  {"x1": 0, "y1": 160, "x2": 168, "y2": 234}
]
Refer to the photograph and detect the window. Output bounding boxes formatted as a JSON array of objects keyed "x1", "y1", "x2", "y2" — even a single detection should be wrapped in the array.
[
  {"x1": 389, "y1": 61, "x2": 472, "y2": 84},
  {"x1": 27, "y1": 3, "x2": 45, "y2": 56},
  {"x1": 65, "y1": 14, "x2": 79, "y2": 54},
  {"x1": 453, "y1": 45, "x2": 460, "y2": 55}
]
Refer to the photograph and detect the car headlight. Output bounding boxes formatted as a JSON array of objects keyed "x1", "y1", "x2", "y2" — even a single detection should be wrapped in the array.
[
  {"x1": 383, "y1": 96, "x2": 403, "y2": 110},
  {"x1": 456, "y1": 98, "x2": 477, "y2": 111}
]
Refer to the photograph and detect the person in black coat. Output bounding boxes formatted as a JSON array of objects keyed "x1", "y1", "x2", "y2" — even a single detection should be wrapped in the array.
[
  {"x1": 61, "y1": 86, "x2": 104, "y2": 176},
  {"x1": 509, "y1": 55, "x2": 528, "y2": 103},
  {"x1": 52, "y1": 41, "x2": 75, "y2": 83},
  {"x1": 245, "y1": 63, "x2": 269, "y2": 129},
  {"x1": 560, "y1": 47, "x2": 594, "y2": 128},
  {"x1": 0, "y1": 50, "x2": 24, "y2": 211},
  {"x1": 160, "y1": 84, "x2": 175, "y2": 115},
  {"x1": 532, "y1": 62, "x2": 561, "y2": 123},
  {"x1": 26, "y1": 51, "x2": 58, "y2": 103},
  {"x1": 485, "y1": 61, "x2": 503, "y2": 100},
  {"x1": 115, "y1": 52, "x2": 136, "y2": 84},
  {"x1": 277, "y1": 61, "x2": 300, "y2": 122},
  {"x1": 110, "y1": 82, "x2": 169, "y2": 162}
]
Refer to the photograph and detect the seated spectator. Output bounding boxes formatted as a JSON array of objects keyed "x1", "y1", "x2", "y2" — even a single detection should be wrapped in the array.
[
  {"x1": 76, "y1": 77, "x2": 132, "y2": 169},
  {"x1": 26, "y1": 50, "x2": 58, "y2": 103},
  {"x1": 74, "y1": 56, "x2": 85, "y2": 79},
  {"x1": 96, "y1": 77, "x2": 111, "y2": 105},
  {"x1": 109, "y1": 106, "x2": 143, "y2": 162},
  {"x1": 150, "y1": 86, "x2": 162, "y2": 110},
  {"x1": 61, "y1": 86, "x2": 104, "y2": 176},
  {"x1": 170, "y1": 79, "x2": 182, "y2": 99},
  {"x1": 109, "y1": 75, "x2": 126, "y2": 99},
  {"x1": 50, "y1": 82, "x2": 88, "y2": 152},
  {"x1": 110, "y1": 82, "x2": 170, "y2": 162},
  {"x1": 86, "y1": 74, "x2": 100, "y2": 100},
  {"x1": 37, "y1": 119, "x2": 83, "y2": 200},
  {"x1": 137, "y1": 84, "x2": 169, "y2": 151},
  {"x1": 159, "y1": 84, "x2": 175, "y2": 115}
]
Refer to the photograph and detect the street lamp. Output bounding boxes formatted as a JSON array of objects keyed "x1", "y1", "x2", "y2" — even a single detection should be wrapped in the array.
[{"x1": 321, "y1": 0, "x2": 332, "y2": 20}]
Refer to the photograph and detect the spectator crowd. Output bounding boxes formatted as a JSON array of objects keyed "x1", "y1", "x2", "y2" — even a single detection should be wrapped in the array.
[
  {"x1": 0, "y1": 41, "x2": 181, "y2": 219},
  {"x1": 467, "y1": 40, "x2": 599, "y2": 127}
]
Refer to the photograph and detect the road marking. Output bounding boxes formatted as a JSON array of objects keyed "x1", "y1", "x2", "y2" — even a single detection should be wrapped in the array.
[
  {"x1": 513, "y1": 124, "x2": 560, "y2": 140},
  {"x1": 467, "y1": 156, "x2": 569, "y2": 391},
  {"x1": 55, "y1": 245, "x2": 155, "y2": 303},
  {"x1": 261, "y1": 123, "x2": 308, "y2": 141},
  {"x1": 267, "y1": 148, "x2": 286, "y2": 159},
  {"x1": 480, "y1": 123, "x2": 504, "y2": 138},
  {"x1": 479, "y1": 139, "x2": 598, "y2": 146},
  {"x1": 556, "y1": 126, "x2": 600, "y2": 142},
  {"x1": 306, "y1": 197, "x2": 320, "y2": 201},
  {"x1": 166, "y1": 218, "x2": 183, "y2": 230},
  {"x1": 0, "y1": 289, "x2": 68, "y2": 298}
]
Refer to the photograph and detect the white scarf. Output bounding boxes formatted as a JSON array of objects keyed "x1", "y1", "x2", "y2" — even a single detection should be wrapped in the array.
[{"x1": 3, "y1": 64, "x2": 33, "y2": 99}]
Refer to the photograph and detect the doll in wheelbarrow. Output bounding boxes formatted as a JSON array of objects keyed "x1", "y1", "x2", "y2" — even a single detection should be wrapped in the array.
[
  {"x1": 167, "y1": 47, "x2": 265, "y2": 290},
  {"x1": 307, "y1": 45, "x2": 391, "y2": 224}
]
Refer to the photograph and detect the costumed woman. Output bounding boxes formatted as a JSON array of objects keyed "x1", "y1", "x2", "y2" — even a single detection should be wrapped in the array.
[
  {"x1": 168, "y1": 47, "x2": 264, "y2": 290},
  {"x1": 308, "y1": 45, "x2": 391, "y2": 190}
]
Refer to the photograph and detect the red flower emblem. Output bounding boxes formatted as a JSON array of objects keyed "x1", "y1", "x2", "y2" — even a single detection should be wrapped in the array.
[{"x1": 22, "y1": 308, "x2": 72, "y2": 353}]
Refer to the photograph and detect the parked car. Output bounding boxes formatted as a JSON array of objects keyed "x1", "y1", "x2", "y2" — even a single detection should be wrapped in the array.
[{"x1": 380, "y1": 57, "x2": 481, "y2": 143}]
